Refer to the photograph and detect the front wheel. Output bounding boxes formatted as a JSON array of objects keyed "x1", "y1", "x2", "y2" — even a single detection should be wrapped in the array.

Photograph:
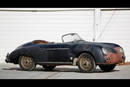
[
  {"x1": 77, "y1": 53, "x2": 96, "y2": 73},
  {"x1": 19, "y1": 56, "x2": 36, "y2": 71},
  {"x1": 99, "y1": 64, "x2": 116, "y2": 72}
]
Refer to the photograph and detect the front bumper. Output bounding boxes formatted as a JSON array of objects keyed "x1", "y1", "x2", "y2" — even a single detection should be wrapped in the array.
[
  {"x1": 98, "y1": 47, "x2": 125, "y2": 65},
  {"x1": 104, "y1": 52, "x2": 125, "y2": 64}
]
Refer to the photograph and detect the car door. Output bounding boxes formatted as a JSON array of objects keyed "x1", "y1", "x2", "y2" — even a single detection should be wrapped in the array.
[{"x1": 46, "y1": 43, "x2": 71, "y2": 62}]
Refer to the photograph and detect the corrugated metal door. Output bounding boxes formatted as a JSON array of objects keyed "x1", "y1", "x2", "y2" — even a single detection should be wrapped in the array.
[{"x1": 0, "y1": 10, "x2": 94, "y2": 63}]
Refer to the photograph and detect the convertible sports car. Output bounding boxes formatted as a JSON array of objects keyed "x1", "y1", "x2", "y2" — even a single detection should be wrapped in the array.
[{"x1": 5, "y1": 33, "x2": 125, "y2": 72}]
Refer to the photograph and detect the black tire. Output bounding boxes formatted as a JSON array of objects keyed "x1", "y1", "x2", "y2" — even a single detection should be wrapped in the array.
[
  {"x1": 19, "y1": 56, "x2": 36, "y2": 71},
  {"x1": 77, "y1": 53, "x2": 96, "y2": 73},
  {"x1": 99, "y1": 64, "x2": 116, "y2": 72},
  {"x1": 42, "y1": 65, "x2": 56, "y2": 71}
]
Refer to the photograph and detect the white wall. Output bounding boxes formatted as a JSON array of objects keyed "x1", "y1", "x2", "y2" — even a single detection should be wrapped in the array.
[{"x1": 0, "y1": 9, "x2": 94, "y2": 63}]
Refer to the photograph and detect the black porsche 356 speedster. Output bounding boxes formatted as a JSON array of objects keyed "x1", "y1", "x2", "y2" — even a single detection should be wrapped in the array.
[{"x1": 5, "y1": 33, "x2": 125, "y2": 72}]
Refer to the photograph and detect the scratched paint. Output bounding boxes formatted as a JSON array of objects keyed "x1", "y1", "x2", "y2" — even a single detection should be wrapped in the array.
[{"x1": 104, "y1": 47, "x2": 125, "y2": 64}]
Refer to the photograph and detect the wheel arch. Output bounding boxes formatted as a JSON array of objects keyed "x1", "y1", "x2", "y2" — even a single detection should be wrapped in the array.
[
  {"x1": 13, "y1": 54, "x2": 36, "y2": 64},
  {"x1": 12, "y1": 46, "x2": 40, "y2": 64}
]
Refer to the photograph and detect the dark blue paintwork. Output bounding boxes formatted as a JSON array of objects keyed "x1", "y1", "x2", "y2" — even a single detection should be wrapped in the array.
[{"x1": 5, "y1": 38, "x2": 122, "y2": 65}]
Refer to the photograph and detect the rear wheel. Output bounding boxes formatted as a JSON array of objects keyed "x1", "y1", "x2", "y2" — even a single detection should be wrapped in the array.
[
  {"x1": 19, "y1": 56, "x2": 36, "y2": 71},
  {"x1": 42, "y1": 65, "x2": 56, "y2": 71},
  {"x1": 77, "y1": 53, "x2": 96, "y2": 73},
  {"x1": 99, "y1": 64, "x2": 116, "y2": 72}
]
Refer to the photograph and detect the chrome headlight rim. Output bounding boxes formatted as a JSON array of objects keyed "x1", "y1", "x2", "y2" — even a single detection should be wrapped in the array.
[
  {"x1": 119, "y1": 47, "x2": 124, "y2": 53},
  {"x1": 102, "y1": 48, "x2": 109, "y2": 55}
]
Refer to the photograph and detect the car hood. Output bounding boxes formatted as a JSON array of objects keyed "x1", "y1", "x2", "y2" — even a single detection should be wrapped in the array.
[
  {"x1": 75, "y1": 40, "x2": 121, "y2": 48},
  {"x1": 85, "y1": 41, "x2": 120, "y2": 48}
]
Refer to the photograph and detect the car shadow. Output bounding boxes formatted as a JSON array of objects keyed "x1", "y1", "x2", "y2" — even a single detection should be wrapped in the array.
[
  {"x1": 54, "y1": 68, "x2": 120, "y2": 73},
  {"x1": 2, "y1": 67, "x2": 22, "y2": 71},
  {"x1": 2, "y1": 67, "x2": 120, "y2": 73}
]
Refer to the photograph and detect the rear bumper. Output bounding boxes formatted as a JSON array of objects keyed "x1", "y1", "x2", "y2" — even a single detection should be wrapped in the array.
[{"x1": 5, "y1": 53, "x2": 11, "y2": 63}]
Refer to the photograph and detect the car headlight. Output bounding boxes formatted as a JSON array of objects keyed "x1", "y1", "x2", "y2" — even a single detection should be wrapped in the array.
[
  {"x1": 120, "y1": 47, "x2": 124, "y2": 53},
  {"x1": 102, "y1": 48, "x2": 109, "y2": 55}
]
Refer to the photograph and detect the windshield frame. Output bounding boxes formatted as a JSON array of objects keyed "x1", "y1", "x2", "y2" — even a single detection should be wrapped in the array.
[{"x1": 62, "y1": 33, "x2": 83, "y2": 43}]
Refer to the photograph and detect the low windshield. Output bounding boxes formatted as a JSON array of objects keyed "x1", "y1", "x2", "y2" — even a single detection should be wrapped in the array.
[{"x1": 62, "y1": 33, "x2": 83, "y2": 42}]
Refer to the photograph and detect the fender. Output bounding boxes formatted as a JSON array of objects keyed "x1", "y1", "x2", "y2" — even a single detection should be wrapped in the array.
[
  {"x1": 91, "y1": 46, "x2": 106, "y2": 63},
  {"x1": 72, "y1": 44, "x2": 106, "y2": 64},
  {"x1": 8, "y1": 45, "x2": 41, "y2": 64}
]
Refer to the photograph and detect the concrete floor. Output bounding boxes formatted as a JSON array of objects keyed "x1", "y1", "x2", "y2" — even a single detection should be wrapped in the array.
[{"x1": 0, "y1": 63, "x2": 130, "y2": 79}]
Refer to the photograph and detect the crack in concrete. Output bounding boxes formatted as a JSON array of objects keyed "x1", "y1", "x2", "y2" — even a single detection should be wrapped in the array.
[{"x1": 44, "y1": 72, "x2": 60, "y2": 79}]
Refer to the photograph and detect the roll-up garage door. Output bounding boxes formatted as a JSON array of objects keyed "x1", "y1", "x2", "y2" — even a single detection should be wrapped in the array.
[{"x1": 0, "y1": 9, "x2": 94, "y2": 63}]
